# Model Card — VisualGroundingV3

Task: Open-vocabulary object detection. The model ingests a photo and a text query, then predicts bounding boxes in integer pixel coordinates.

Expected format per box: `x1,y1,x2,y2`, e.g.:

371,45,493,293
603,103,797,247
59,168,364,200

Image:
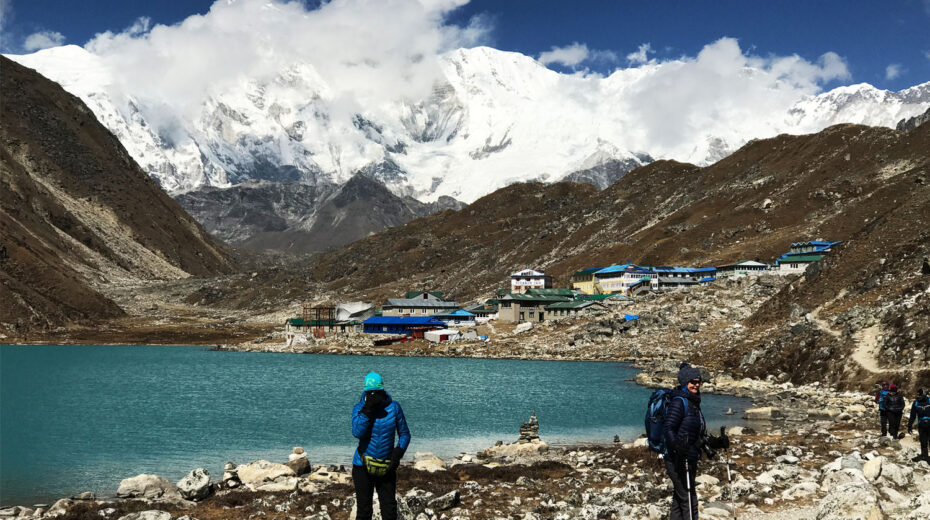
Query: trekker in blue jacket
663,363,729,520
351,372,411,520
907,388,930,463
875,381,890,436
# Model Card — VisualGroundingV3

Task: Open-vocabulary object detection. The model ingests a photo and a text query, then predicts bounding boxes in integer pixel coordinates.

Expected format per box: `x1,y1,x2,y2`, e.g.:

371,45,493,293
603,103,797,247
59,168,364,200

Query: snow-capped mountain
7,45,929,203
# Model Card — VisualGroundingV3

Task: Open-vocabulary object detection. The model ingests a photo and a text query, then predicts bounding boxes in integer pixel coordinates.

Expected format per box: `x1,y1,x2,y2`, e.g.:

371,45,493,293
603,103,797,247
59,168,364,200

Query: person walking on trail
886,384,906,439
663,363,729,520
907,388,930,463
876,381,890,436
351,372,411,520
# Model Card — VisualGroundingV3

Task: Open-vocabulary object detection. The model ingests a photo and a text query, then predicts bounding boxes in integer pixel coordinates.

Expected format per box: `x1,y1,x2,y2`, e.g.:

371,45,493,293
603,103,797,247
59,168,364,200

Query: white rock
116,474,180,499
862,456,883,481
116,512,172,520
816,482,882,520
695,474,720,487
177,468,211,500
236,459,297,491
413,452,447,472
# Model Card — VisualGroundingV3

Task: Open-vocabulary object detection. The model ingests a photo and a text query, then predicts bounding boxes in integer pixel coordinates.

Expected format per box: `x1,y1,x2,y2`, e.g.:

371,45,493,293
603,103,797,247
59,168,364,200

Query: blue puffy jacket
663,387,706,462
352,391,411,466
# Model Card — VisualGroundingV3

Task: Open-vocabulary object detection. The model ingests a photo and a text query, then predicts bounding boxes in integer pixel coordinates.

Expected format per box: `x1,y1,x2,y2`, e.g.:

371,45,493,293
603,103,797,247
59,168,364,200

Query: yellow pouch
363,455,390,477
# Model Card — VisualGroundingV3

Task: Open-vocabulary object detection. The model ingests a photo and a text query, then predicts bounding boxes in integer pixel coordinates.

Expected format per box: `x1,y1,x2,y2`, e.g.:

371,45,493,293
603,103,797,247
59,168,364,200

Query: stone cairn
518,411,540,443
222,461,241,488
287,446,312,476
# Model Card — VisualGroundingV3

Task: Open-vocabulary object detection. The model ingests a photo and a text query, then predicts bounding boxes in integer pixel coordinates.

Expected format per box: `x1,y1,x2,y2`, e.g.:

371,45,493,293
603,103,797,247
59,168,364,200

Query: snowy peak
6,45,930,203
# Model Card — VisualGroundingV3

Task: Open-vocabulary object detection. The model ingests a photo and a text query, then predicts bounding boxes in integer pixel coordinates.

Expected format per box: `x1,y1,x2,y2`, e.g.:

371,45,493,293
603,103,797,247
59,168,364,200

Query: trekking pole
685,457,694,520
722,426,736,520
726,447,736,519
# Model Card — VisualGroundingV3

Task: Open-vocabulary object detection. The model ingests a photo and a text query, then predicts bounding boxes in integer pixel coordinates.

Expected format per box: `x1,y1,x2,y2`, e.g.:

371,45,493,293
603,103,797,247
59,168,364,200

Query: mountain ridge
7,44,928,204
0,55,235,331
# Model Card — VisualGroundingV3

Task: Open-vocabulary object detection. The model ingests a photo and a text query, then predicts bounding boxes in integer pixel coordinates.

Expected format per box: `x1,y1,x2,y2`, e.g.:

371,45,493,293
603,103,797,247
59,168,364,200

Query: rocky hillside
175,175,464,255
0,56,235,333
195,119,929,387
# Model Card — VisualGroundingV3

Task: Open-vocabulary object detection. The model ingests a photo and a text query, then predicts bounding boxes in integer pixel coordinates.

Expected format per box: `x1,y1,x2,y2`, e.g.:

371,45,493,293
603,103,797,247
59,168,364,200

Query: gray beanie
677,363,702,387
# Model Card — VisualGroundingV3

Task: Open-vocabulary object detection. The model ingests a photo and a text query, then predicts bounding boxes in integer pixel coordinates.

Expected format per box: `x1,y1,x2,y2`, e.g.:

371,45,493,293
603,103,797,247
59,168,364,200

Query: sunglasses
688,379,703,385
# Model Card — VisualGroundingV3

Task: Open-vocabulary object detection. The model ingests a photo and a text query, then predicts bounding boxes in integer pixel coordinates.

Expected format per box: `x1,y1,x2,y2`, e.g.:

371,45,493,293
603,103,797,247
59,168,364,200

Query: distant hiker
876,381,890,436
351,372,411,520
886,384,906,439
908,388,930,463
662,363,729,520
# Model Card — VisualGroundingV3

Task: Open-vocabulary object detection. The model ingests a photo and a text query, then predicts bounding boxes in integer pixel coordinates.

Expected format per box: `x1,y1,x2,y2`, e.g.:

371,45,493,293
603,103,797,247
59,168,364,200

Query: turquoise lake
0,345,752,505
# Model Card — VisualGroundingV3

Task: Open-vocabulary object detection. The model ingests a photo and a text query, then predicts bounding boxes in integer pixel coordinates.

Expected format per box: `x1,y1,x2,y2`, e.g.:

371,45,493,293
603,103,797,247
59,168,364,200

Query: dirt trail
809,291,919,374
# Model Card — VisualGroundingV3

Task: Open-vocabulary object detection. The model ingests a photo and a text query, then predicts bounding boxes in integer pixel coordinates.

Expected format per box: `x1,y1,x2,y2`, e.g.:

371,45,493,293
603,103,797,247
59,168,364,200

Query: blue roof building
362,316,445,334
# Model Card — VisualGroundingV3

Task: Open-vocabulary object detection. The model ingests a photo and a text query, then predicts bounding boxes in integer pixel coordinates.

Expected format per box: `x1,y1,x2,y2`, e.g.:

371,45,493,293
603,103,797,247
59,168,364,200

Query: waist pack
363,455,391,477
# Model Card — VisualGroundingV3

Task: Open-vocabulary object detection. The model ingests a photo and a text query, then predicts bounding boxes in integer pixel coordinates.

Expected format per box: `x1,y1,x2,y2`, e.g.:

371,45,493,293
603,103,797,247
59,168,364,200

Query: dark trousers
921,423,930,458
665,456,698,520
353,465,397,520
880,410,888,436
887,411,903,438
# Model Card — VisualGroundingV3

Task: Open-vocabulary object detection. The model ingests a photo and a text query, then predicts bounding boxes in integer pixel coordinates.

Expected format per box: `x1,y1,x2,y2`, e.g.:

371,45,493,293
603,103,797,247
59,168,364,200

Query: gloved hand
388,446,405,473
671,436,690,457
361,391,385,417
706,427,730,450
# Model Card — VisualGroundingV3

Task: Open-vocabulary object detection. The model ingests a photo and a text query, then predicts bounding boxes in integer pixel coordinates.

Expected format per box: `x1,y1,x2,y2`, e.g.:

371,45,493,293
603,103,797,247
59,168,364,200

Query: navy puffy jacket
352,391,411,466
663,387,706,461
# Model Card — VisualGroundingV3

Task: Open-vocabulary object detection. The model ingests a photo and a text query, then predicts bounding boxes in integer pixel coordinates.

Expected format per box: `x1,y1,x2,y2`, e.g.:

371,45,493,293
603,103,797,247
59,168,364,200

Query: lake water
0,345,752,505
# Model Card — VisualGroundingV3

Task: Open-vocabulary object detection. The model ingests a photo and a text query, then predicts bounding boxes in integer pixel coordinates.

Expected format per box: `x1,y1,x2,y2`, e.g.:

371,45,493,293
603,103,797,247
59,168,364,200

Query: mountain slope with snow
7,45,929,203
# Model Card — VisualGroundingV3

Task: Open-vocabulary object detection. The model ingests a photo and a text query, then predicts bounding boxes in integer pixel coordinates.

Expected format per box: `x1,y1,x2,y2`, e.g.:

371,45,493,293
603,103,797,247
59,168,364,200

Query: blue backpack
878,390,889,411
645,388,688,453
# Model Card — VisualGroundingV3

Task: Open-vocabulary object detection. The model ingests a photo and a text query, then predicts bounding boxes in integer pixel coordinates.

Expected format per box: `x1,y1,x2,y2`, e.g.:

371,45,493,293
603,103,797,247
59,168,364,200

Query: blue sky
2,0,929,91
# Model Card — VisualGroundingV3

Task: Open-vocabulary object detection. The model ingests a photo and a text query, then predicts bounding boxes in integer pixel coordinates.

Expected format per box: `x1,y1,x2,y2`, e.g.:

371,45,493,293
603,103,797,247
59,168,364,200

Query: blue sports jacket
663,387,706,462
909,396,930,430
352,391,411,466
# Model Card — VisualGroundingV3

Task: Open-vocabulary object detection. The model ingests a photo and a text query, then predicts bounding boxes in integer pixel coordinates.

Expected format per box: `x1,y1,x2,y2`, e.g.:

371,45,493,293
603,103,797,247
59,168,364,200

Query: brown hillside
203,121,927,318
0,56,236,332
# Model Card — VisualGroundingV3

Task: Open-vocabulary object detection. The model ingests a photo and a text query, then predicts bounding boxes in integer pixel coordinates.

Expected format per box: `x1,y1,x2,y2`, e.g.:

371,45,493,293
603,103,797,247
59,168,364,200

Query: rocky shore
4,375,930,520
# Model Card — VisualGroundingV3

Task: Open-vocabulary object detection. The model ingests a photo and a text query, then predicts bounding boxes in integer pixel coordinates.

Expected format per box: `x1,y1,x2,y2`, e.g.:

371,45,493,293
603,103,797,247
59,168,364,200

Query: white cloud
626,43,653,65
613,38,852,157
539,42,589,67
885,63,903,80
83,0,489,122
538,42,616,68
24,30,66,51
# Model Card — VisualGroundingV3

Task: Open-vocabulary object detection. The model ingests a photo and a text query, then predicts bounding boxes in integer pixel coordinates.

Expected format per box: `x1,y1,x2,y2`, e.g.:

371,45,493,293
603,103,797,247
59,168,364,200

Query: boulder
478,439,548,459
880,461,912,487
286,455,311,476
862,457,882,481
413,452,446,472
45,499,74,517
116,474,181,499
427,490,460,511
743,406,784,420
236,459,298,491
177,468,211,500
816,482,883,520
116,512,172,520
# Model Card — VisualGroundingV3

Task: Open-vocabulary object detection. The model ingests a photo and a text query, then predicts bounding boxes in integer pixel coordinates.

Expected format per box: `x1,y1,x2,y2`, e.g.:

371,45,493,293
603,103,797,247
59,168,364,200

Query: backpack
917,399,930,425
645,388,688,454
878,390,889,411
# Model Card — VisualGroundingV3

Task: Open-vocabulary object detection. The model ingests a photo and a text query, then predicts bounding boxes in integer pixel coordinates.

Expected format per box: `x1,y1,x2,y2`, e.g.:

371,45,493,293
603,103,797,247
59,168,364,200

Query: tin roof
384,298,460,308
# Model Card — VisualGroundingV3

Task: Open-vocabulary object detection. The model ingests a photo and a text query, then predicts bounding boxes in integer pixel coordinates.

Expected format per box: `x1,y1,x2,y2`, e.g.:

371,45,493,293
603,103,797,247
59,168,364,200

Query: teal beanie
364,372,384,391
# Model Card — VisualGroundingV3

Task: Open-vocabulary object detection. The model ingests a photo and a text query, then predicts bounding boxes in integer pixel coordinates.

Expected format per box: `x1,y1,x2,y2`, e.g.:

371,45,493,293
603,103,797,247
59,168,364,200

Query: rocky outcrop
236,460,298,492
115,474,181,500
